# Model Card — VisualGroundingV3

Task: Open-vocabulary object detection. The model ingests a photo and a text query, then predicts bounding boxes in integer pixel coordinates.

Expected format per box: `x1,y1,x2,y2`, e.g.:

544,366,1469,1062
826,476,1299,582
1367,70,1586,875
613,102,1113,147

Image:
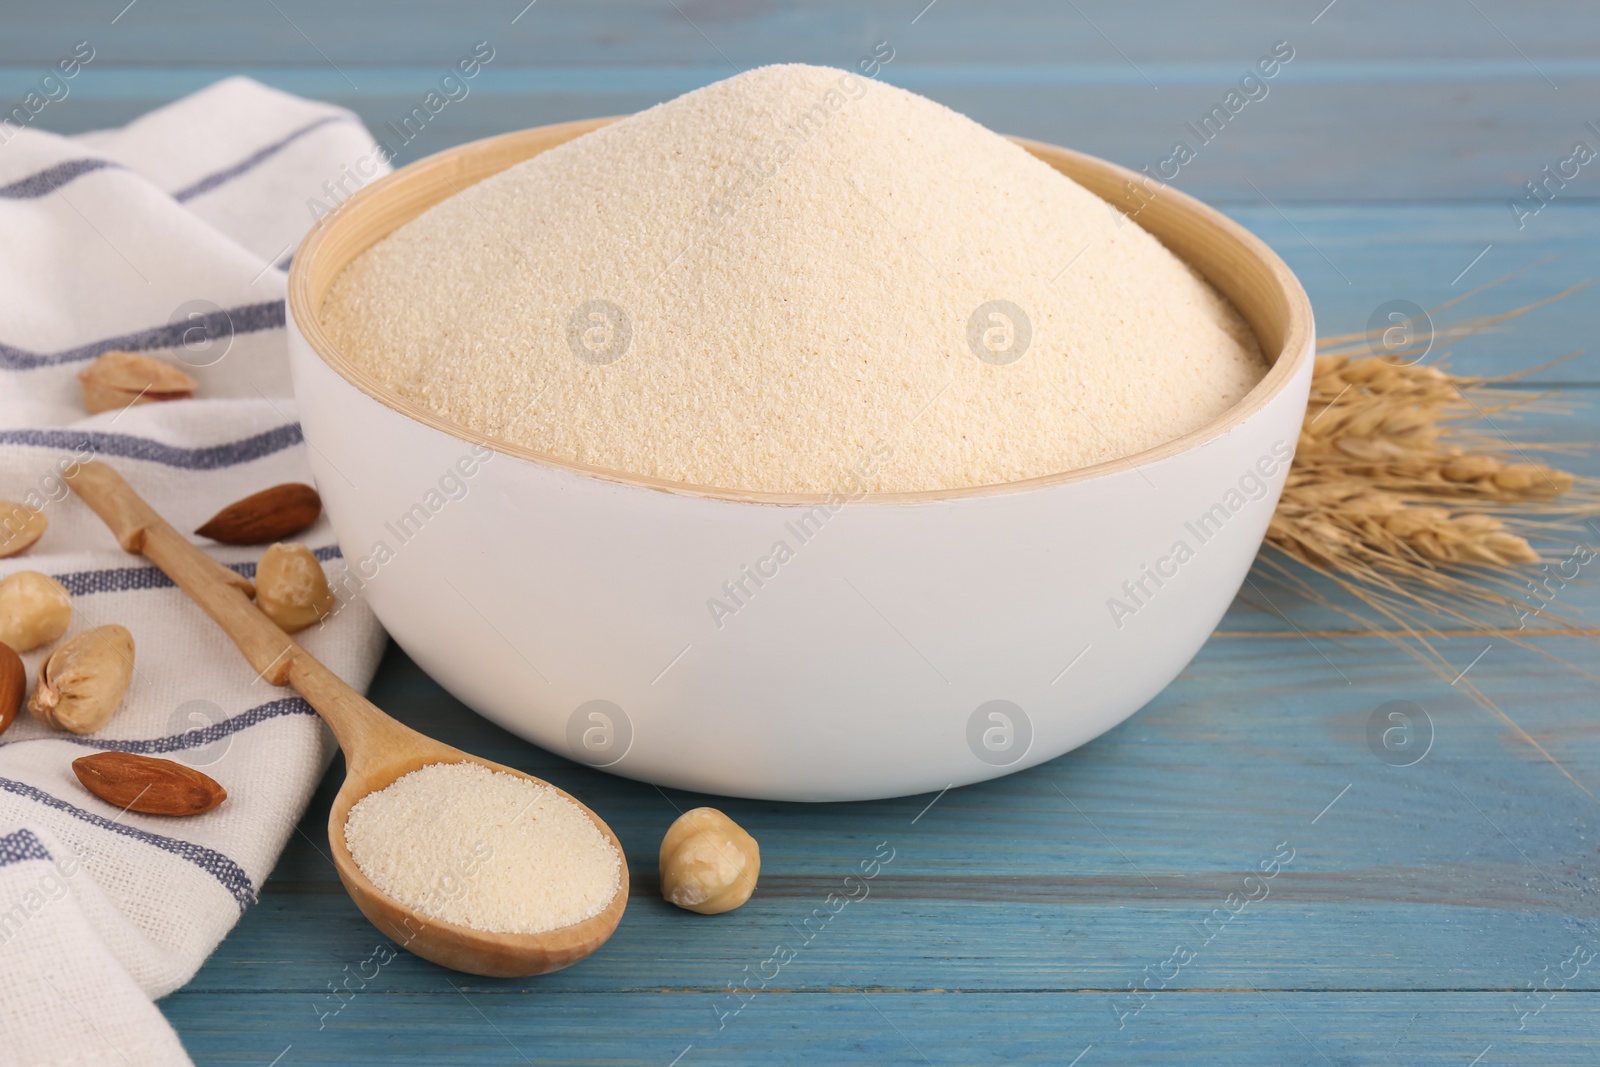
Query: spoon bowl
67,460,628,977
325,740,629,977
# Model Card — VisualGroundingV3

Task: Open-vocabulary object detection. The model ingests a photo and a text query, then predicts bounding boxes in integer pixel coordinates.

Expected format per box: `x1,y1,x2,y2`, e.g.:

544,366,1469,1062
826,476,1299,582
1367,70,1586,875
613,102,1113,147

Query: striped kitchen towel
0,78,388,1065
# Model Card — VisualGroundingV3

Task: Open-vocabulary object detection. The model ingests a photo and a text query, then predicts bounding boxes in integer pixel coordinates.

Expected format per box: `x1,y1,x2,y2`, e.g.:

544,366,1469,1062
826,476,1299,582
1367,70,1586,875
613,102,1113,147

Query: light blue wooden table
8,2,1600,1062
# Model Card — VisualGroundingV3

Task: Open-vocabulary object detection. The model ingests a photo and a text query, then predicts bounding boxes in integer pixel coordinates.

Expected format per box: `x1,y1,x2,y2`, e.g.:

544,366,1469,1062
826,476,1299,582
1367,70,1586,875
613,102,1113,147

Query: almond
29,624,135,734
0,500,47,558
78,351,198,414
0,642,22,738
196,483,322,545
71,751,226,816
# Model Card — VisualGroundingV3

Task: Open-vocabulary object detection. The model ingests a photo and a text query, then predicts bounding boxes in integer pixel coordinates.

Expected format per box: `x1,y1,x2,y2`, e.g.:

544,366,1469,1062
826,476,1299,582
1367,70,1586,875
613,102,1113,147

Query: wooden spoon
66,461,627,977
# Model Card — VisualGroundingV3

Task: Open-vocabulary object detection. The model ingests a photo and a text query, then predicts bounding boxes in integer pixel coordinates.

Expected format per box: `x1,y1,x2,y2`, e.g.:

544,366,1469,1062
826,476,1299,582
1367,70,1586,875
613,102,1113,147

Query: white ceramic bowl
288,119,1314,802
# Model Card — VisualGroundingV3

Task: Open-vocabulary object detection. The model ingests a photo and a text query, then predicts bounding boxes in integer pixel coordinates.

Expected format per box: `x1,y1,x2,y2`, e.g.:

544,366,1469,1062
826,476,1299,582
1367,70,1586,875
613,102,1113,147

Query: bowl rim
288,116,1314,507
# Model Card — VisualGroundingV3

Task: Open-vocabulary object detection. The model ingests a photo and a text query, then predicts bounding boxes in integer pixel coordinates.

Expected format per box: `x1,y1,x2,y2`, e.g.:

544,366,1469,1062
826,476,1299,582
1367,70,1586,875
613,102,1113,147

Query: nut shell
659,806,760,914
196,483,322,545
254,543,337,632
0,570,73,653
0,501,47,558
72,751,226,815
78,351,197,414
28,624,135,734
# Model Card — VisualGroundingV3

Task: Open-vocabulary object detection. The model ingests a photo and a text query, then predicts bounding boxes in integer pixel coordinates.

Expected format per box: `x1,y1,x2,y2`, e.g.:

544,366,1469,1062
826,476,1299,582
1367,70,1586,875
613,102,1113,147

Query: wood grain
6,1,1599,66
9,1,1600,201
160,992,1600,1066
160,633,1600,1062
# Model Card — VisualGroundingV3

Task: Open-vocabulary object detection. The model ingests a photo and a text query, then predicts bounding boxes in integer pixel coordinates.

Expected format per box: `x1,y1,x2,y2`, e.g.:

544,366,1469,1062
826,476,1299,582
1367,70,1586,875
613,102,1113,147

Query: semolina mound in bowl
318,63,1266,496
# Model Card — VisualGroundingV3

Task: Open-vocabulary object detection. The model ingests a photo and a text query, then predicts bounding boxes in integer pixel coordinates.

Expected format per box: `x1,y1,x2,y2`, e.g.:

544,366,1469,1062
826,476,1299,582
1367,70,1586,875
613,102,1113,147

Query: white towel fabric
0,78,390,1065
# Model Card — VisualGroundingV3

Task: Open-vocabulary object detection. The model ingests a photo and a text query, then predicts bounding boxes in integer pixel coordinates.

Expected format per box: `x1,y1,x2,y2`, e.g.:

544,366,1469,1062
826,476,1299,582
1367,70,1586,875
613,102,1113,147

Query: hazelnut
659,807,759,914
0,570,73,652
254,543,336,632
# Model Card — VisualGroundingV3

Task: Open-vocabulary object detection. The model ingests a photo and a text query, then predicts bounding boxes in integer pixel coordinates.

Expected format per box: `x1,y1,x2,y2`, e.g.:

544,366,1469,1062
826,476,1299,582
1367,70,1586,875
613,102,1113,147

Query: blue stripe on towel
1,112,352,205
0,423,303,469
60,697,319,755
173,114,352,202
0,777,256,910
0,158,124,199
0,828,52,868
51,547,343,598
0,300,285,371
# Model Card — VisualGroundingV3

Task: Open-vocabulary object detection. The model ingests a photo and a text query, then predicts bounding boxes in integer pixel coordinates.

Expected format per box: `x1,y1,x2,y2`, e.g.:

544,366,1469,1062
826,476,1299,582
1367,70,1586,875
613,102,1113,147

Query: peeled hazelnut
0,501,47,557
78,351,197,414
254,543,336,632
29,624,136,734
0,570,73,652
659,806,760,914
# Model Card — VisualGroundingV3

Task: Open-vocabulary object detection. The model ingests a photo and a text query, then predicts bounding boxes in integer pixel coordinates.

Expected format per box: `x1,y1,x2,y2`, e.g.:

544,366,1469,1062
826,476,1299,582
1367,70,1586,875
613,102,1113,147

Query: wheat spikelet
1261,277,1600,656
1253,273,1600,798
1271,284,1597,585
1276,382,1585,564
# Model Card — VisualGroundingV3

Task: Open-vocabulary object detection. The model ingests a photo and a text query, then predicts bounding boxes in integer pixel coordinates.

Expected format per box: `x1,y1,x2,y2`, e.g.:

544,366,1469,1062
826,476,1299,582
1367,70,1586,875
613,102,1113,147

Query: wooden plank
6,0,1599,66
159,991,1600,1065
1223,204,1600,383
167,630,1600,1002
5,0,1598,200
8,67,1598,204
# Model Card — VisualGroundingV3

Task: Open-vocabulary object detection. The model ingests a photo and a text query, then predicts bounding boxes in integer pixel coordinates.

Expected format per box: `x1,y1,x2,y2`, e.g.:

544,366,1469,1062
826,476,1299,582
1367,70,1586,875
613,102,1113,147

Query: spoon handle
65,461,406,757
